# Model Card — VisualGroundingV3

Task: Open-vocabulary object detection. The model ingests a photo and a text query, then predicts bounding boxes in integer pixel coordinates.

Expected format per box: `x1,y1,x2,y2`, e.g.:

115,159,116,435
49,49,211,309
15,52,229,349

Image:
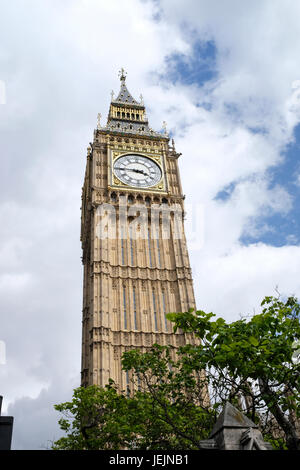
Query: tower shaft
81,74,196,389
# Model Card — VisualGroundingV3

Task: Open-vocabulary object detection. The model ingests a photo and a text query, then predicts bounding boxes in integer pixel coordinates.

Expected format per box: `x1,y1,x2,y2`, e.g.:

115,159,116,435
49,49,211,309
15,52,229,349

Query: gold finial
118,68,127,81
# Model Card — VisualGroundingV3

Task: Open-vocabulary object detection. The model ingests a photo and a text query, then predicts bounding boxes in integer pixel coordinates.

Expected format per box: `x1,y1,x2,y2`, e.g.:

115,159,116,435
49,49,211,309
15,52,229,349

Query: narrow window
133,287,137,330
121,238,125,265
162,291,168,331
148,229,153,267
152,290,158,332
123,286,127,329
121,227,125,265
156,238,161,267
130,238,134,265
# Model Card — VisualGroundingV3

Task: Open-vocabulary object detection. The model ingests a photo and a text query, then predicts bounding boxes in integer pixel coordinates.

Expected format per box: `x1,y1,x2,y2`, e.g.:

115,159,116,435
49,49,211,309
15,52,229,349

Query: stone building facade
199,402,273,450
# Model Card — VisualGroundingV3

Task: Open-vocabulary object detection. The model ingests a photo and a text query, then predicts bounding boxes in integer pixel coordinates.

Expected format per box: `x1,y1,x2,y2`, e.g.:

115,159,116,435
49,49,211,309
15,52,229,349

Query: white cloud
0,0,186,449
295,174,300,187
191,243,300,321
150,0,300,314
1,0,300,449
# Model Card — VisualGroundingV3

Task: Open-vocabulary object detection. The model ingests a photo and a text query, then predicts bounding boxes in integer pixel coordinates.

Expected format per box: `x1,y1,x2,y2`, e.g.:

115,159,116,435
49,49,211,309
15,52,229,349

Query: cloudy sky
1,0,300,449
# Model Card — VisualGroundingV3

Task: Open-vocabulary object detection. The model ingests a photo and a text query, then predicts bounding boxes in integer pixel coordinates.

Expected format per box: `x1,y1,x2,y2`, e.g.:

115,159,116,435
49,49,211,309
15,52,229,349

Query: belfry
80,70,196,389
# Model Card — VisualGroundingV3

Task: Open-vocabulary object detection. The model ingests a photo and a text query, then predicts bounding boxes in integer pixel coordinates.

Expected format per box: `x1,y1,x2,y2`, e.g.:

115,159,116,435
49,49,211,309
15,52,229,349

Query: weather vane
118,67,127,81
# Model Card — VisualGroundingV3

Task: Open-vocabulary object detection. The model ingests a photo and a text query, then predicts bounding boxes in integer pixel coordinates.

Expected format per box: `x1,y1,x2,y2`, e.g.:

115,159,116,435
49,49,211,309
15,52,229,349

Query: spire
97,69,169,139
113,68,139,105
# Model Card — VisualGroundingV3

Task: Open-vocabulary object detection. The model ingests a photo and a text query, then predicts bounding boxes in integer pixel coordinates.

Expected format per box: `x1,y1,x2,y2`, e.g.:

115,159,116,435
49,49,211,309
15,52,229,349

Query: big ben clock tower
80,70,196,389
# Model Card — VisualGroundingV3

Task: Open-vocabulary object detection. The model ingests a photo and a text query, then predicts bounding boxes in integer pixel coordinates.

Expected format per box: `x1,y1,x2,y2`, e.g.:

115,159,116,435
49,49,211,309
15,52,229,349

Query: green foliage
52,380,213,450
166,296,300,449
121,344,215,449
53,296,300,450
167,296,300,402
52,383,144,450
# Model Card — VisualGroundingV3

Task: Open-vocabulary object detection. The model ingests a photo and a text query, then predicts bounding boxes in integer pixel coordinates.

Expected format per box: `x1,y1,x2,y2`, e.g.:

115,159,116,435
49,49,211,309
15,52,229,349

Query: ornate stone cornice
89,327,186,348
91,261,192,281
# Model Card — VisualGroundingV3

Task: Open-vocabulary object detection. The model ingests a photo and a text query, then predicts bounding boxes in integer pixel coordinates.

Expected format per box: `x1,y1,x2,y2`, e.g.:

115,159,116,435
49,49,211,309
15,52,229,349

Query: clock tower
80,70,196,389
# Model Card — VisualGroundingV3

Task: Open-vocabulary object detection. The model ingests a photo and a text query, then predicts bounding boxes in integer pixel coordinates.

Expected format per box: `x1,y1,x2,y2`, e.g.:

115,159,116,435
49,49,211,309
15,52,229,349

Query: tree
52,384,139,450
52,379,213,450
161,295,300,450
53,295,300,450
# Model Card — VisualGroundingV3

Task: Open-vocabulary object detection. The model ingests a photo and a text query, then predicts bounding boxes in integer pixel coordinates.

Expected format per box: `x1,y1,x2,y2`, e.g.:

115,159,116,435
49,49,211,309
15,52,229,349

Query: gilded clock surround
80,71,196,390
110,150,167,192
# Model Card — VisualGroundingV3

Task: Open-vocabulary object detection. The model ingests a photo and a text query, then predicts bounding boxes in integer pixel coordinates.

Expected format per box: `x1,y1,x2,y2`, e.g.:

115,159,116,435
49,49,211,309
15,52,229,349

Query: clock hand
115,166,149,176
115,166,141,173
132,168,149,176
128,168,149,176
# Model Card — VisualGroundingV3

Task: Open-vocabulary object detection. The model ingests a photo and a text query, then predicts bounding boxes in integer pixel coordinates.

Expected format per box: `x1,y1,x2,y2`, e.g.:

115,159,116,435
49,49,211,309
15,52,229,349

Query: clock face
113,154,162,188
